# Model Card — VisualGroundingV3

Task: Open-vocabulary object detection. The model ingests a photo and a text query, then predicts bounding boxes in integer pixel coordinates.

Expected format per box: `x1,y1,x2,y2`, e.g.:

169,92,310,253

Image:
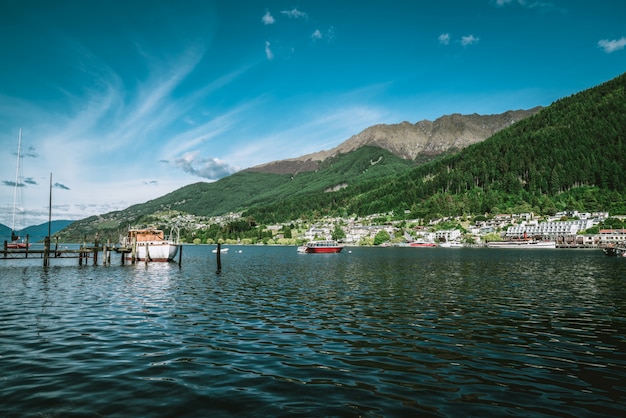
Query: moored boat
121,228,180,261
487,240,556,249
603,246,626,257
439,241,464,248
300,240,343,253
409,241,437,248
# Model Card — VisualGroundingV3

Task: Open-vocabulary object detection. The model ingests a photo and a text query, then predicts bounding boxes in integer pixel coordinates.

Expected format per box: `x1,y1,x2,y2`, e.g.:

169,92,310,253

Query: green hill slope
330,72,626,219
57,146,415,241
58,72,626,239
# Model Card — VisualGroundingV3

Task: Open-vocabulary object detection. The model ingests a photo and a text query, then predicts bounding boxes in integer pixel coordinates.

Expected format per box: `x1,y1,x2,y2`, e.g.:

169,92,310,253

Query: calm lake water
1,245,625,417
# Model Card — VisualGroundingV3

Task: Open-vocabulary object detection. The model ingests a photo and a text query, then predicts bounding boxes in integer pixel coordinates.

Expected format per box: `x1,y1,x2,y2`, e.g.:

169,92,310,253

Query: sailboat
7,129,30,249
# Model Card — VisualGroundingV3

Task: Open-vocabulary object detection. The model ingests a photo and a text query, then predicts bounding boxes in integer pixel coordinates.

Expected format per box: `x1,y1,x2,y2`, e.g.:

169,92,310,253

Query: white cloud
461,34,479,46
280,8,307,19
265,41,274,60
598,37,626,53
312,29,322,40
493,0,558,12
172,151,236,180
262,11,275,25
438,33,450,45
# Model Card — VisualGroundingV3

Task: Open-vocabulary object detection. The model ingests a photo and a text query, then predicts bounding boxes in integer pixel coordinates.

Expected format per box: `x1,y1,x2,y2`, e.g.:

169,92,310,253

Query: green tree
332,224,346,241
374,230,391,245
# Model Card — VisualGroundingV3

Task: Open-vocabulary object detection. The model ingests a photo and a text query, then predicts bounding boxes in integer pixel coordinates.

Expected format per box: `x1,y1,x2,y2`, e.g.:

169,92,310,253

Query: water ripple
1,246,625,417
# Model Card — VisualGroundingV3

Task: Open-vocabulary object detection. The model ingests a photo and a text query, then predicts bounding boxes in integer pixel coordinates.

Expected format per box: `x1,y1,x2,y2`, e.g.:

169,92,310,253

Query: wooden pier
2,235,182,266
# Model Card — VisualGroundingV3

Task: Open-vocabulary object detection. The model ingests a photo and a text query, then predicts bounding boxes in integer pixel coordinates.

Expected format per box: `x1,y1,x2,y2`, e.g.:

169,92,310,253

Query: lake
1,245,625,417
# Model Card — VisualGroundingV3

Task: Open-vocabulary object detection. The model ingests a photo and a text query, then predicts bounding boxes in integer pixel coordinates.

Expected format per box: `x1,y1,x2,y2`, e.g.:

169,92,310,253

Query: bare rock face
248,107,542,175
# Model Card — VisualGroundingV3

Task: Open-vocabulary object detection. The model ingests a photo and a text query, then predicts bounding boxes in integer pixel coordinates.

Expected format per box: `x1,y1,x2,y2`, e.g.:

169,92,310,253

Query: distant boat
603,246,626,257
409,241,437,248
212,247,229,253
439,242,463,248
121,228,180,262
487,240,556,249
7,129,30,249
299,240,343,253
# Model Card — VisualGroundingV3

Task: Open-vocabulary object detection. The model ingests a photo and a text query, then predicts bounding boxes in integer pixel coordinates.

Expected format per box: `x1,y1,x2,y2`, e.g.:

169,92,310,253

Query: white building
505,219,595,239
434,229,462,242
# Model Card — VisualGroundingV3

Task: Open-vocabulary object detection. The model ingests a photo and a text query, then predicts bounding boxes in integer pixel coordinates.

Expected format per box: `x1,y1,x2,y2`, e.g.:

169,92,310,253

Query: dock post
2,241,6,258
25,235,29,258
131,237,136,264
178,245,183,267
43,236,50,267
145,243,149,265
93,237,99,266
54,237,59,258
216,243,222,274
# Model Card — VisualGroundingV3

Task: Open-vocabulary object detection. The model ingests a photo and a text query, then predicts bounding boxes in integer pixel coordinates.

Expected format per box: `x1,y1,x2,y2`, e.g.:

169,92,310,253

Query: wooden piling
216,243,222,274
131,237,136,264
43,236,50,267
178,244,182,267
93,237,99,266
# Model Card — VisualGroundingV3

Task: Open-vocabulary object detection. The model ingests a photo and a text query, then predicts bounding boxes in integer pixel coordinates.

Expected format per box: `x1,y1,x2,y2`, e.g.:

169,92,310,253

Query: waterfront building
505,219,595,239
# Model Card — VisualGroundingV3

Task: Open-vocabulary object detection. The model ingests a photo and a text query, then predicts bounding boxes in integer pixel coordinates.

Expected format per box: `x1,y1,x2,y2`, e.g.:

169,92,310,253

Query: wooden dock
2,236,182,266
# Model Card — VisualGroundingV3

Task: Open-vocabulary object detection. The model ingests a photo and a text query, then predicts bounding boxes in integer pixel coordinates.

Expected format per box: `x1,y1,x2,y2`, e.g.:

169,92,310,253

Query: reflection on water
1,246,625,417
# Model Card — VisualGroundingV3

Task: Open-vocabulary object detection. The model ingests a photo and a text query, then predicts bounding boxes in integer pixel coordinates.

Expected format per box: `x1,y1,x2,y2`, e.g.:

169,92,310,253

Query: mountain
56,146,415,241
0,220,73,243
248,108,541,175
56,72,626,241
242,72,626,223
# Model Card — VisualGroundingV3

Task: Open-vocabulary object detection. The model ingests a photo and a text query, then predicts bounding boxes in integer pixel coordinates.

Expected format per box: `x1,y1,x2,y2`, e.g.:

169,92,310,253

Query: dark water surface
1,246,625,417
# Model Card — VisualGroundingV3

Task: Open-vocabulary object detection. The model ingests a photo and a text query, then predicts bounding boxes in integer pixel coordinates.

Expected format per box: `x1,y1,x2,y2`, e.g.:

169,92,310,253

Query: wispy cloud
262,10,275,25
172,151,236,180
439,33,479,47
598,37,626,53
461,35,480,46
1,177,37,188
492,0,559,13
311,27,335,42
265,40,274,60
280,8,307,19
53,182,70,190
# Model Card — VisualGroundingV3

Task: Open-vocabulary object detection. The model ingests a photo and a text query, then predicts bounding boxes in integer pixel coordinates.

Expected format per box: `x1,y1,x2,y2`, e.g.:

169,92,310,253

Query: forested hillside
246,73,626,223
57,147,415,240
57,72,626,240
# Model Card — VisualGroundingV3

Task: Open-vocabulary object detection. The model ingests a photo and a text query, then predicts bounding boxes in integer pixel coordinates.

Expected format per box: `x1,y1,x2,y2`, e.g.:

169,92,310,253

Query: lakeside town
153,209,626,249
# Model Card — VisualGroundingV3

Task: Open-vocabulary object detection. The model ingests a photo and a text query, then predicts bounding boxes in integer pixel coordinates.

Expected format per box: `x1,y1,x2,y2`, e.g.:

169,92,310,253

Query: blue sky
1,0,625,227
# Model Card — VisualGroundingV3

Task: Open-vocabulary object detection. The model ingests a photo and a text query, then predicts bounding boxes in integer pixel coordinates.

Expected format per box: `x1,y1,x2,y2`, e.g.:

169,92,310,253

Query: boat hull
7,243,30,249
487,241,556,249
125,242,179,262
300,240,343,253
305,247,343,253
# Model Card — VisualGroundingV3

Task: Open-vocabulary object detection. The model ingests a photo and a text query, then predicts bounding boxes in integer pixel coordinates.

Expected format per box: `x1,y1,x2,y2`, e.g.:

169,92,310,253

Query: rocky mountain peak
248,107,542,175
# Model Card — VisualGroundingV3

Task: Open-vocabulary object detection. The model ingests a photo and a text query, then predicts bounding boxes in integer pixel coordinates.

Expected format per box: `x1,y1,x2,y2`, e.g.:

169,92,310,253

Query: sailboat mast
11,128,22,234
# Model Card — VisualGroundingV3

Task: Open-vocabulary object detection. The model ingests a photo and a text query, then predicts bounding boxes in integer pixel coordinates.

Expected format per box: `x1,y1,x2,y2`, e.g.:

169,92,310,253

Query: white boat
298,240,343,253
440,242,464,248
212,247,229,253
487,240,556,249
121,228,180,261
